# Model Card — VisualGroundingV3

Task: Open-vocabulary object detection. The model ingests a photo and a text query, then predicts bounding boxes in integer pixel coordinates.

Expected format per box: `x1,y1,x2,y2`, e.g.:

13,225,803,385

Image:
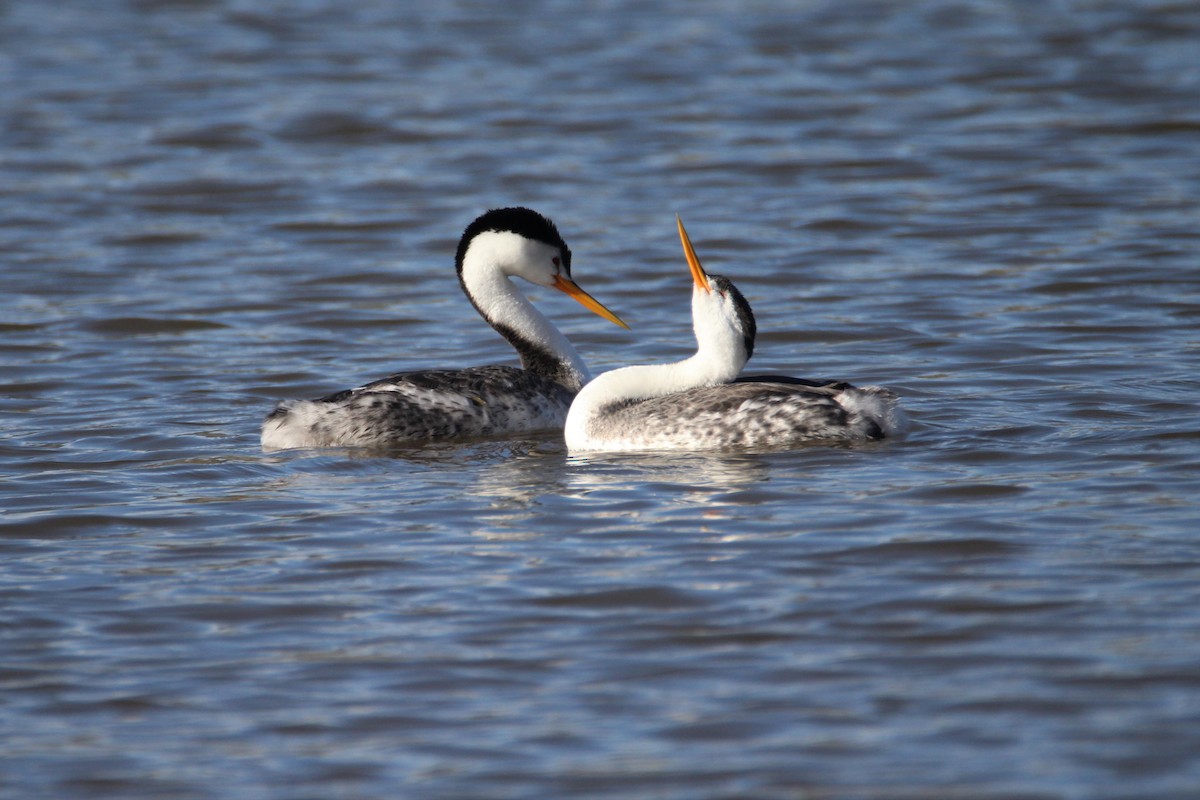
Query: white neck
565,350,740,443
460,251,590,391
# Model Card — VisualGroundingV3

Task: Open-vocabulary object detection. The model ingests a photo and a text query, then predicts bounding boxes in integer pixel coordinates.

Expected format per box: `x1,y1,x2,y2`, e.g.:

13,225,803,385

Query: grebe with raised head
564,217,905,452
263,207,628,450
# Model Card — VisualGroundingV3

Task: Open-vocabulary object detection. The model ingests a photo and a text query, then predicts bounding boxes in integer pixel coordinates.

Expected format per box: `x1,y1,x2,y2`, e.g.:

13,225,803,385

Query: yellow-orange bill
676,215,711,292
552,274,630,329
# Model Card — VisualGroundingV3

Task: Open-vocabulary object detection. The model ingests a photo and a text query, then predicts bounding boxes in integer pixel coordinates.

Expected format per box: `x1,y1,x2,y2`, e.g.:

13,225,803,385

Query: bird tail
839,386,908,439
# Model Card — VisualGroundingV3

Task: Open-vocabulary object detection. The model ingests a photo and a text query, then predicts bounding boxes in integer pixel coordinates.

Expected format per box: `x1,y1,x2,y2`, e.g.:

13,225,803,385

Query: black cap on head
455,207,571,276
709,274,757,361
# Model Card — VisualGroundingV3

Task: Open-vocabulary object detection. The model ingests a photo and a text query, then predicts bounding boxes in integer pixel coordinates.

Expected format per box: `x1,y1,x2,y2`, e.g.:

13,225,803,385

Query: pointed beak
676,215,711,293
552,274,630,329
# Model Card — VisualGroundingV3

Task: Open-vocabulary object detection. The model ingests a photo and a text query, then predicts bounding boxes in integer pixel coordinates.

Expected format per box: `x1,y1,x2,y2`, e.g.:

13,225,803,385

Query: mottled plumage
565,217,905,453
262,208,627,451
581,378,898,451
263,366,574,448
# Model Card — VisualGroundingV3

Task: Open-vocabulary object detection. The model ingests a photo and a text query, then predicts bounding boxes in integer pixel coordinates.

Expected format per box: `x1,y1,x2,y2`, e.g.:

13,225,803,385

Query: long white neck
565,350,740,441
460,254,590,392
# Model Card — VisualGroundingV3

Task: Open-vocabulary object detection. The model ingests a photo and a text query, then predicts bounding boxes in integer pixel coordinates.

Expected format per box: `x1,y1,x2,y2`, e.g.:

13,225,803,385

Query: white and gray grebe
564,217,906,452
262,207,629,450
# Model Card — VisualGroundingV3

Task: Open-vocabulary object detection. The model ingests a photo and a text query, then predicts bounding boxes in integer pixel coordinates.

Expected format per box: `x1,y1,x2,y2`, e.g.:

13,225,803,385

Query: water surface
2,1,1199,798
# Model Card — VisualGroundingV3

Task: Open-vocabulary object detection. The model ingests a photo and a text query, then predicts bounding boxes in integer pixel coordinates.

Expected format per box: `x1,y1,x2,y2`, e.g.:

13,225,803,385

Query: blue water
2,1,1199,798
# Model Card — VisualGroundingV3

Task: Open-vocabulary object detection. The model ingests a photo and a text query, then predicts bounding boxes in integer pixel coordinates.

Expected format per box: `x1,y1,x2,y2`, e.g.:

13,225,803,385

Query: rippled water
3,1,1200,798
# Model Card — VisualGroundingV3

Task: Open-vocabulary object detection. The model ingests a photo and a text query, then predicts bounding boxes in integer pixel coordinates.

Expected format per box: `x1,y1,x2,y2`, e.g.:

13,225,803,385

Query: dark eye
552,256,561,268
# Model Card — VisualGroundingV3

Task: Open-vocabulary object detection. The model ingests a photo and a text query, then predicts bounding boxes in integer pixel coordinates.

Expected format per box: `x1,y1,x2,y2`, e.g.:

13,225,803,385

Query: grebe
564,217,905,452
262,207,628,450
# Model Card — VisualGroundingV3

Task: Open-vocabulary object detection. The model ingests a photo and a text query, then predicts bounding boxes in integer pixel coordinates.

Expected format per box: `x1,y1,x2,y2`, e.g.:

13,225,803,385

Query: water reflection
563,449,770,495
